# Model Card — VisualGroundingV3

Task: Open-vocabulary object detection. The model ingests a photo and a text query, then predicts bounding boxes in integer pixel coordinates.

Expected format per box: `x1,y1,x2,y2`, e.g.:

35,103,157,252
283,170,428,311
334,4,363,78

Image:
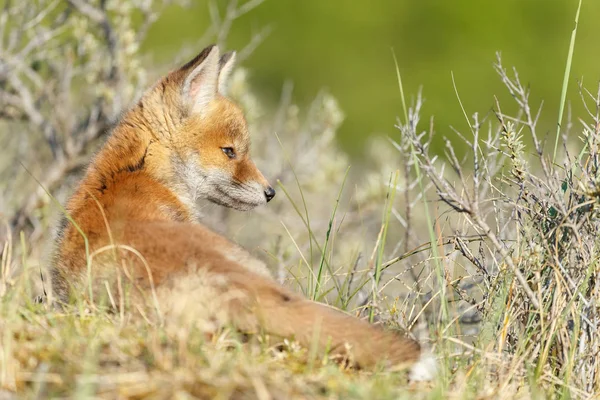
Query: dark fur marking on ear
180,44,217,73
219,52,235,69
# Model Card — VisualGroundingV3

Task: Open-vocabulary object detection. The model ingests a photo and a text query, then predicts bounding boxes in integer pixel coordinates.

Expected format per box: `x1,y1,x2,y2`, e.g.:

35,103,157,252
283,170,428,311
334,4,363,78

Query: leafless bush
398,53,600,395
0,0,177,239
0,0,274,243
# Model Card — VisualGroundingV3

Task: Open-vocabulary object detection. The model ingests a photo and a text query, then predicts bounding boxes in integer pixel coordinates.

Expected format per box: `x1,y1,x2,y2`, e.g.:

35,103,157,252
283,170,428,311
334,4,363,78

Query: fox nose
264,186,276,202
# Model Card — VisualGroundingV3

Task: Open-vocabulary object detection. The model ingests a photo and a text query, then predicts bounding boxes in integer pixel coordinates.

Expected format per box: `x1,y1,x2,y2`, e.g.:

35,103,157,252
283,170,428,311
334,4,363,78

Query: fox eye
221,147,236,159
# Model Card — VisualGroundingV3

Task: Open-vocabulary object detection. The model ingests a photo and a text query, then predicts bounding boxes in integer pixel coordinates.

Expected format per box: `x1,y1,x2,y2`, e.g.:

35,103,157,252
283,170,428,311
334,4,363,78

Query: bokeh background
146,0,600,157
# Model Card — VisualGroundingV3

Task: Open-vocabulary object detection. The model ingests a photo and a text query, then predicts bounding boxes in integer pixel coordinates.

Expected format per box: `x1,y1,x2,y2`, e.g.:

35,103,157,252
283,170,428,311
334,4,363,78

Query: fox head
139,45,275,212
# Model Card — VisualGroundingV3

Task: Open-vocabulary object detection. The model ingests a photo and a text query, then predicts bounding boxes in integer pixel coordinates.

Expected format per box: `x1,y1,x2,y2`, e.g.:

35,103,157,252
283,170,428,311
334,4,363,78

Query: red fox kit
50,45,426,372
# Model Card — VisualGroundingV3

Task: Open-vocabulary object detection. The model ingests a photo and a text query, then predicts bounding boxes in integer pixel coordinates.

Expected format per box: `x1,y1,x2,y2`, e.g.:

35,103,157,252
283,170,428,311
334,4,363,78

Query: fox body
51,45,424,371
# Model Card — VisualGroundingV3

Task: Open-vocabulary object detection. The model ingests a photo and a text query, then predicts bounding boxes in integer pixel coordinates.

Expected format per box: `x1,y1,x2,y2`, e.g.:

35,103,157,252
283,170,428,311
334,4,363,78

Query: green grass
2,1,598,397
554,0,583,162
1,252,438,399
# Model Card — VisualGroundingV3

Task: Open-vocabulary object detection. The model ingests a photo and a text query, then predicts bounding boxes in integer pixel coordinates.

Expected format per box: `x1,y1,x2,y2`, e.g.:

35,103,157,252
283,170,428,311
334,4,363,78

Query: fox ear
218,51,236,94
181,45,220,114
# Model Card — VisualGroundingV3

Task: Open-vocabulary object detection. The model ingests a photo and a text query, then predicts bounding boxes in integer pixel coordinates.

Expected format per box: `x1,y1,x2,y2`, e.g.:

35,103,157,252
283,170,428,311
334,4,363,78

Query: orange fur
51,45,421,369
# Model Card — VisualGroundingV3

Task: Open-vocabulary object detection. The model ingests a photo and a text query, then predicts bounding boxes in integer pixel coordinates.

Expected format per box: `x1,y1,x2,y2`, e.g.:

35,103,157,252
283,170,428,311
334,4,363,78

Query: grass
6,76,599,398
2,1,600,398
0,292,422,398
554,0,583,162
5,70,600,396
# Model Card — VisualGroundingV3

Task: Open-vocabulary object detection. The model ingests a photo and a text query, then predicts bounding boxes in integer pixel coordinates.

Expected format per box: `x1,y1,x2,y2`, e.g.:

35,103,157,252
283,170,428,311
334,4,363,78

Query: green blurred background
145,0,600,157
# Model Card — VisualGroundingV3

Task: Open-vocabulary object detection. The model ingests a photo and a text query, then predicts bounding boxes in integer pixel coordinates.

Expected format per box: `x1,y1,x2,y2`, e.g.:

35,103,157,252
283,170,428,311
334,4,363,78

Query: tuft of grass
553,0,583,162
368,170,399,323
